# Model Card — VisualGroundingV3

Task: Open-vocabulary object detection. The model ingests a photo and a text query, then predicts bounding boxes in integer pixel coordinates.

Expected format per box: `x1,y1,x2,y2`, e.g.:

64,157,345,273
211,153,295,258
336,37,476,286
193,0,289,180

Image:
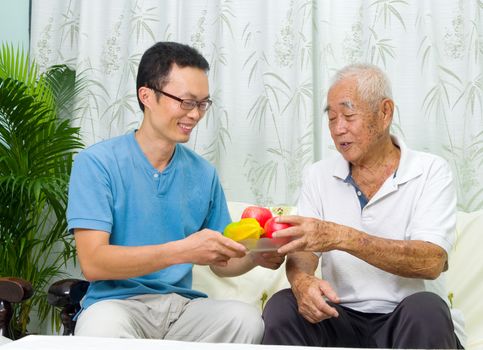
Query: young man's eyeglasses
150,87,213,112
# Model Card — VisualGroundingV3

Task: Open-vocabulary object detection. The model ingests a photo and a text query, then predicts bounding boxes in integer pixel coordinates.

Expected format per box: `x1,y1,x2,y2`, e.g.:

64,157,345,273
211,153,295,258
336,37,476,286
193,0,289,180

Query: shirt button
357,191,362,196
153,173,159,178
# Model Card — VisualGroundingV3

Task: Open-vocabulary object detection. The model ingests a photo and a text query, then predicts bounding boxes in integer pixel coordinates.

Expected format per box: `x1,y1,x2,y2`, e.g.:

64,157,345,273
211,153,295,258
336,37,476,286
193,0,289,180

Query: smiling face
139,63,210,146
326,77,392,166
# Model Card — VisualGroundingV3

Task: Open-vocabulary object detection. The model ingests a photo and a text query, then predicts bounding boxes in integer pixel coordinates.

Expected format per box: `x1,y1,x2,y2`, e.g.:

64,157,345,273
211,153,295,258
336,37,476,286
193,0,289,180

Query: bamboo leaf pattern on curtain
30,0,483,210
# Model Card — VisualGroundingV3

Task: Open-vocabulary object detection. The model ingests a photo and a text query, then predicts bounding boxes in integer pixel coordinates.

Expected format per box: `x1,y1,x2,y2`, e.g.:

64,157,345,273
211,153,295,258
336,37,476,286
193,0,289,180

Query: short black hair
136,42,210,111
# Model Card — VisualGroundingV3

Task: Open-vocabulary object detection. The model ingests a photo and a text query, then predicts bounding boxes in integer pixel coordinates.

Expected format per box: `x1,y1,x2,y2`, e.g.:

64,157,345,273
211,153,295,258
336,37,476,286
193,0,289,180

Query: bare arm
210,251,285,277
75,228,246,281
276,217,447,280
343,227,447,279
286,251,319,284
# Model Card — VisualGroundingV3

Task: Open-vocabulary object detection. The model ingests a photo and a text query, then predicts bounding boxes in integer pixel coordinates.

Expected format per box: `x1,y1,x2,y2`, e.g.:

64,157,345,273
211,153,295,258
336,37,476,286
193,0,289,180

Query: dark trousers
262,289,463,348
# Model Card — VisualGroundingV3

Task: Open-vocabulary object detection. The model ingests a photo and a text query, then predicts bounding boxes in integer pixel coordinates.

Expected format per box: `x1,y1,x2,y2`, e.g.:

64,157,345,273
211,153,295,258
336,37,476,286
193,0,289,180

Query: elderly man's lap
262,289,461,348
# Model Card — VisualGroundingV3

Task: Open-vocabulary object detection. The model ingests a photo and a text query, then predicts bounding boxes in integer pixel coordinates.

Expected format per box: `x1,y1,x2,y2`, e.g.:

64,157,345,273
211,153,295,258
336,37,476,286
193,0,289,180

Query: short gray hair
329,63,393,112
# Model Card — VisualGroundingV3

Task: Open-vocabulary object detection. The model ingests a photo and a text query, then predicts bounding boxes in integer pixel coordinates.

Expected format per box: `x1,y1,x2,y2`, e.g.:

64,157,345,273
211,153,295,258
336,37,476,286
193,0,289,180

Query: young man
262,64,463,348
67,42,284,342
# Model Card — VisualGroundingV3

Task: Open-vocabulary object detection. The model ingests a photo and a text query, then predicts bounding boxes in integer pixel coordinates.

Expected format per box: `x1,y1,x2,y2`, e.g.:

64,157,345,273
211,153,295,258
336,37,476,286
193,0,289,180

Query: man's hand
184,229,247,267
273,215,348,254
249,251,286,270
292,274,340,323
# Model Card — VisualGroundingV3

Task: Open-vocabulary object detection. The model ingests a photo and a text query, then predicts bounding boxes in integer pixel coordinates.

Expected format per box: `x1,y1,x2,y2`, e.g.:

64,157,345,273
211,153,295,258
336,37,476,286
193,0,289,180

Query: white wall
0,0,30,48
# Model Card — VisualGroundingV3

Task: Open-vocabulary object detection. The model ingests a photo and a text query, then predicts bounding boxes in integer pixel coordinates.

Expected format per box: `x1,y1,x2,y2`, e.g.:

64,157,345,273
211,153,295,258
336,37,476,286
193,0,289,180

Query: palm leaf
43,64,87,121
0,44,84,338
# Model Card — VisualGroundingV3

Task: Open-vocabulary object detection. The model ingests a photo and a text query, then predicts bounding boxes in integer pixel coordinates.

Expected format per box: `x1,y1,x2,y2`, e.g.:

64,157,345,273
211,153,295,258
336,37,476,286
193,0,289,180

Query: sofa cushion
447,210,483,349
192,264,290,312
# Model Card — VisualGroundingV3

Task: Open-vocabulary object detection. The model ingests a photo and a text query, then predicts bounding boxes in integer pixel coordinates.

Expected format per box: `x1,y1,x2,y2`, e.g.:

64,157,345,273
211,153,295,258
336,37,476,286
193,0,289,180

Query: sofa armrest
47,278,89,335
0,277,33,339
47,278,89,308
447,210,483,349
0,278,33,303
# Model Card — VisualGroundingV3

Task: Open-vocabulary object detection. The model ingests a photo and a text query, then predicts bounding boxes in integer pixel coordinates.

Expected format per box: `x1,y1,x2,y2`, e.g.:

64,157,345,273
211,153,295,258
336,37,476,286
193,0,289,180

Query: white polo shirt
298,136,457,313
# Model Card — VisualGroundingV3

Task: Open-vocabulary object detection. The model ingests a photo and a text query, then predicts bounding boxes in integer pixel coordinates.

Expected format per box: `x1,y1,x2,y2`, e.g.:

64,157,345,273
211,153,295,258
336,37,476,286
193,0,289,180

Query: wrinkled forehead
325,78,373,113
324,100,354,113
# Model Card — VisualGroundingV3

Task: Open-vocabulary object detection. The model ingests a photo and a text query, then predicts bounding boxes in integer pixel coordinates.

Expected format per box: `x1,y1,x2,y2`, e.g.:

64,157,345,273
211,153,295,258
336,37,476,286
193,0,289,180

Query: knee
263,289,298,330
387,292,460,348
226,302,264,343
74,300,139,338
399,292,452,328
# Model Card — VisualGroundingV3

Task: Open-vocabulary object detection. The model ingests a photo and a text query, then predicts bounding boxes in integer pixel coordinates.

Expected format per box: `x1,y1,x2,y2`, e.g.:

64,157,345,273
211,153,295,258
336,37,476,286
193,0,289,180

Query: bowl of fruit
223,206,292,252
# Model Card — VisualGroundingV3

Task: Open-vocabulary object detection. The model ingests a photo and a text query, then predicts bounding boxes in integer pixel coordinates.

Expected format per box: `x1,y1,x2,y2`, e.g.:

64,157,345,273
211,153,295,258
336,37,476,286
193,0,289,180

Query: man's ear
380,98,394,128
138,86,152,110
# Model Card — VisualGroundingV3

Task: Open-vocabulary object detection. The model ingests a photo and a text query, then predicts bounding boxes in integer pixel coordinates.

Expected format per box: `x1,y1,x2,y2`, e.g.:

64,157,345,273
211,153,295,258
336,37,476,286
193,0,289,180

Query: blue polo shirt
67,131,231,310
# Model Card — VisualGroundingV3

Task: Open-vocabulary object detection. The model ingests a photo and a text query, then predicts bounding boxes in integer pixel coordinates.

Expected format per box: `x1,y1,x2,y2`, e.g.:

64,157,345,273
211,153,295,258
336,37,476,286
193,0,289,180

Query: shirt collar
130,130,178,174
332,135,423,185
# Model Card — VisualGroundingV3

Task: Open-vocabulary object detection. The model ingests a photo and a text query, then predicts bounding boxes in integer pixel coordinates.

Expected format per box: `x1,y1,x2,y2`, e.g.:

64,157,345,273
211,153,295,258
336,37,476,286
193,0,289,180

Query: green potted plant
0,43,84,338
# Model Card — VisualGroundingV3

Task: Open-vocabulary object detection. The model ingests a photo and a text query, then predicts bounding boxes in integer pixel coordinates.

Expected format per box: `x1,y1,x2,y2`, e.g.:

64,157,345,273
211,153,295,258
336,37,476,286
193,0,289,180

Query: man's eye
183,100,197,108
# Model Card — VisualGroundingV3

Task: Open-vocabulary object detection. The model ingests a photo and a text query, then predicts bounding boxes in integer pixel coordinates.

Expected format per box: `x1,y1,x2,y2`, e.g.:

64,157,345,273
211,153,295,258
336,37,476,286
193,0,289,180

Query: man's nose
187,106,203,120
332,116,348,134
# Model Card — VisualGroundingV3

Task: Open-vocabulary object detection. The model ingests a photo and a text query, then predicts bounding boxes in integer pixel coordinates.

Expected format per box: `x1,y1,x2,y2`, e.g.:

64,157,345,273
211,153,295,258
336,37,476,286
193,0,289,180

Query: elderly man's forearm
342,229,447,279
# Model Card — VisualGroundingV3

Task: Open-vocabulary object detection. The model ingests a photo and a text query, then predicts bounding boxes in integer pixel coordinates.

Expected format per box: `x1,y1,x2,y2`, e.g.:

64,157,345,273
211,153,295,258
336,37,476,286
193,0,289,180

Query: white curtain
30,0,483,211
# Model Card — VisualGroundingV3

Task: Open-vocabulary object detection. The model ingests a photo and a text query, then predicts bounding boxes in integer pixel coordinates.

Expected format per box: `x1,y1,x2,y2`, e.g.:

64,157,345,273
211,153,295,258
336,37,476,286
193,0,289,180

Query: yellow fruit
223,218,264,241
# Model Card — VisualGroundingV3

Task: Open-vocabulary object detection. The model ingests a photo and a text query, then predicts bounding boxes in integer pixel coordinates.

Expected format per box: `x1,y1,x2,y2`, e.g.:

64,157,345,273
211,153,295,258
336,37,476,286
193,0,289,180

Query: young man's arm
209,251,285,277
75,228,246,281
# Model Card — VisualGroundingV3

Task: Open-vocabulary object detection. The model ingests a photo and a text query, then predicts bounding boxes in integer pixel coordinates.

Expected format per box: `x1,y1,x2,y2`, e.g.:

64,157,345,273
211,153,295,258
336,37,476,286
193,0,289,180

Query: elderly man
261,64,463,348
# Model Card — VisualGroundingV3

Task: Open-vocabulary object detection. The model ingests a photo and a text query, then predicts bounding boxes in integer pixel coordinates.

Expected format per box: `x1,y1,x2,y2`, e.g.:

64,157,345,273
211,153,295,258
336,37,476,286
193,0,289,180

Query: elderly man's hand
272,215,349,254
292,274,339,323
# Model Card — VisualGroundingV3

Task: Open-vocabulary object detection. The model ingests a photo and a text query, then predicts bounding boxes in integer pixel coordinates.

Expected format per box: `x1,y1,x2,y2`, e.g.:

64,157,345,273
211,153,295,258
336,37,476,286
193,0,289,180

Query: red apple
241,206,273,228
263,216,292,238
